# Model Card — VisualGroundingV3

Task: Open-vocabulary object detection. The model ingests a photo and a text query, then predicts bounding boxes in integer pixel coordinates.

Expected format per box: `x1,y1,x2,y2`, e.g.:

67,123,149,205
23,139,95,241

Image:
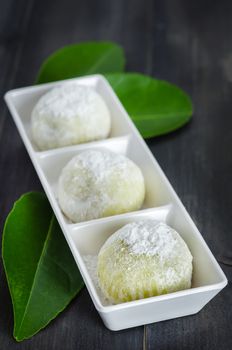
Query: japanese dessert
31,83,111,150
97,220,193,304
58,149,145,222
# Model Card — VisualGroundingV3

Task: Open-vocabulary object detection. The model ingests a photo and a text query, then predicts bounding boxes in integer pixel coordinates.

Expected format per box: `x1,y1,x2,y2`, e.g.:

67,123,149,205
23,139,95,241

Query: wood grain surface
0,0,231,349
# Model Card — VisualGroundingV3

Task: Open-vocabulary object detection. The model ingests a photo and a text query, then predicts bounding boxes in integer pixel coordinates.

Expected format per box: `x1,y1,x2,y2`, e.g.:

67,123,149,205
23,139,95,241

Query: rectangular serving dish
5,74,227,331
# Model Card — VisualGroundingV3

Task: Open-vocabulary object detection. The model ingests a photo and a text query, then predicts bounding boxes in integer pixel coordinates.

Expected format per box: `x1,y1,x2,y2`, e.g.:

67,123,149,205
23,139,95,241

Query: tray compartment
68,202,225,305
66,203,226,331
6,75,130,152
68,205,172,307
37,133,173,223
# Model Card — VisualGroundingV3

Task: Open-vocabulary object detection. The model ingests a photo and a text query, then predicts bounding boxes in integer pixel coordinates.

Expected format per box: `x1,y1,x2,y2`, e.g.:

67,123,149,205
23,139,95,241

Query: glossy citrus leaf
105,73,193,138
2,192,84,341
36,41,125,84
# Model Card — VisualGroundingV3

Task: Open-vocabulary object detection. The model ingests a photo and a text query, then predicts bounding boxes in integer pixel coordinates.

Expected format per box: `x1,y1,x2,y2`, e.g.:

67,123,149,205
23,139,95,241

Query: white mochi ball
97,220,193,304
58,149,145,222
31,83,111,150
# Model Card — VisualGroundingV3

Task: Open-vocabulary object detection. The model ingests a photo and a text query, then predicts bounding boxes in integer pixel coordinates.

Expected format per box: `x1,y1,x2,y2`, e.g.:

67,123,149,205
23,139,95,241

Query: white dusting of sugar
36,83,100,119
74,149,133,182
102,220,181,261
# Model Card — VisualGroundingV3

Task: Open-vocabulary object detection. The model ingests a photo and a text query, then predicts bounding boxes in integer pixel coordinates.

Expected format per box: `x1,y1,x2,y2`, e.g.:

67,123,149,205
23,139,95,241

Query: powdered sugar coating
97,220,193,304
31,83,111,150
102,221,183,261
58,149,145,222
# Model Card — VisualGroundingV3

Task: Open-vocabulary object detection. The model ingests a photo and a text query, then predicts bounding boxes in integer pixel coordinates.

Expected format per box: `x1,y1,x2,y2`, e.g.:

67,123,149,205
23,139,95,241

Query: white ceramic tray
5,75,227,331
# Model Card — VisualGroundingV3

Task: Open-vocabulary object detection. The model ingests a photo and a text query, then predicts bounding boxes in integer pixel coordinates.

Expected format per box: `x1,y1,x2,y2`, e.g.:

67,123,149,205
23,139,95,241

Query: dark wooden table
0,0,231,349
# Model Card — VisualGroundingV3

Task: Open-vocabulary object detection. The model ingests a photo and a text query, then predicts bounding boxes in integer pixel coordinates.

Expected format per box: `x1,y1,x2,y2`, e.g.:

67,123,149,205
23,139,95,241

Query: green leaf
2,192,84,341
105,73,193,138
36,41,125,84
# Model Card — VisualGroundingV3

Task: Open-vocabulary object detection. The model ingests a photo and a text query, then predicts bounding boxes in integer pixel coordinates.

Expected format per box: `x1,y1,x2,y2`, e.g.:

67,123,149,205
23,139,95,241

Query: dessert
58,149,145,222
97,220,193,304
31,83,111,150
